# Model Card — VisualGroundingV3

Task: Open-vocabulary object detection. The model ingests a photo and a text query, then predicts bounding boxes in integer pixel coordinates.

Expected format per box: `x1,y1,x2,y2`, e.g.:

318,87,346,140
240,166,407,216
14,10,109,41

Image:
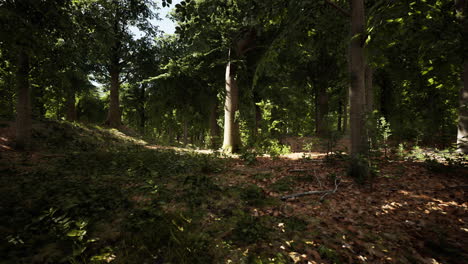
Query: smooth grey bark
349,0,367,158
15,50,31,150
222,29,256,153
222,59,241,152
457,0,468,153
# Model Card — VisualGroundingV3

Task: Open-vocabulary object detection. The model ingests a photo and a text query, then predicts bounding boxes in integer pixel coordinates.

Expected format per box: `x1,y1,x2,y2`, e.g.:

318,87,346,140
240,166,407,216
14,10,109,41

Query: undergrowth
0,121,305,264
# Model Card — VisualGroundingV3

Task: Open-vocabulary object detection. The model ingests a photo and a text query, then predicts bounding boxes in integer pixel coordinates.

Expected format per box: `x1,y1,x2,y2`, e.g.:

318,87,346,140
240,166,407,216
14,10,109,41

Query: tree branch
325,0,350,17
281,177,341,201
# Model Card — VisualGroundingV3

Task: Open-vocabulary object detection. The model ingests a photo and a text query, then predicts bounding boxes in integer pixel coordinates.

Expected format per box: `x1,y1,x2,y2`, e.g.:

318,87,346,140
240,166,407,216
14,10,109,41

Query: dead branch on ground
281,177,341,201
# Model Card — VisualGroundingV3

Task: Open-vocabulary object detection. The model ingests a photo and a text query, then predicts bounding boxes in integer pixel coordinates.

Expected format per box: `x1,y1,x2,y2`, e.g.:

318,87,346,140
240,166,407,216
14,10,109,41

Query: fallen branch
281,177,341,201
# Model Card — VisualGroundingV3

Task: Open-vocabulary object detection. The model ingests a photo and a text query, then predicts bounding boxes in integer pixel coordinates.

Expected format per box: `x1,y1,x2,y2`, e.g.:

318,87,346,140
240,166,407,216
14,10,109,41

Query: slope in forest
0,120,467,264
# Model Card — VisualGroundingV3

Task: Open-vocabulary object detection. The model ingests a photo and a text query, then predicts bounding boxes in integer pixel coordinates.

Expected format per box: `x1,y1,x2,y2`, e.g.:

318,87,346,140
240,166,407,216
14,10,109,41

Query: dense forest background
1,0,467,155
1,0,468,263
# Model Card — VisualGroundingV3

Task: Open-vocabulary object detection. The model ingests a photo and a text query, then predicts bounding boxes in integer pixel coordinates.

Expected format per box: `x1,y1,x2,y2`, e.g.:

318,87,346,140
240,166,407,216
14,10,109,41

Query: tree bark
66,82,77,122
138,84,146,134
316,85,329,136
15,50,31,150
343,94,348,133
222,59,241,152
183,118,188,146
106,65,121,128
365,65,375,147
365,65,374,113
254,103,262,137
458,61,468,153
209,101,220,149
457,0,468,153
338,100,343,132
349,0,367,158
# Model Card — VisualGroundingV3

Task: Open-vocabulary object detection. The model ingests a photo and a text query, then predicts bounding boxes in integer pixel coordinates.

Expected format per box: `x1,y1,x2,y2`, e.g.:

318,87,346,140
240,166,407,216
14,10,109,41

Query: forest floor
0,120,467,264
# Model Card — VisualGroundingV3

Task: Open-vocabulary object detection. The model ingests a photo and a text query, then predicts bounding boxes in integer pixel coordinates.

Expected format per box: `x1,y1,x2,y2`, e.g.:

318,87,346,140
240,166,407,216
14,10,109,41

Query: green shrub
230,213,272,245
240,184,267,206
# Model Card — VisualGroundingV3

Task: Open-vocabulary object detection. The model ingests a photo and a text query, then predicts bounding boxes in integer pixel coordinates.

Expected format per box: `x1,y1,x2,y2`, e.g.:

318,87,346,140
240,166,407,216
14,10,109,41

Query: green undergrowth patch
0,120,364,263
253,172,274,181
0,141,293,263
0,145,231,263
29,120,147,152
229,211,274,246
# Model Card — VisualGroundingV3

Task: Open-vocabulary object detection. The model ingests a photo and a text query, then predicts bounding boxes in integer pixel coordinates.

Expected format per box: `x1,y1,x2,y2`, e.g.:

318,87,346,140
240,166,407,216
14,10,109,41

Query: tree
223,28,256,152
0,0,72,149
348,0,368,176
456,0,468,153
88,0,157,128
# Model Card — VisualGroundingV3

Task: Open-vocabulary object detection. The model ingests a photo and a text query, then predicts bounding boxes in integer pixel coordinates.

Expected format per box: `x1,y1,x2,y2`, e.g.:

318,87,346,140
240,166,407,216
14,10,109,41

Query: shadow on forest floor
0,120,467,264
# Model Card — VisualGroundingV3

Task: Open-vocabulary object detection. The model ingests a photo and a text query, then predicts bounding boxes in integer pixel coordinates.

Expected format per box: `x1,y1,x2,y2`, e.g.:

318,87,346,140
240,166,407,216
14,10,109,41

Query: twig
313,169,322,189
281,177,341,201
320,177,341,201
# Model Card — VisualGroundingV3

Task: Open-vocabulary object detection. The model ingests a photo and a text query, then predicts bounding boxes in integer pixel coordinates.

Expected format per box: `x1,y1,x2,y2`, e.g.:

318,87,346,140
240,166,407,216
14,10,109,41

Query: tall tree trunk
365,65,374,113
458,61,468,153
338,100,343,132
66,82,77,122
457,0,468,153
222,58,241,153
349,0,367,159
139,84,146,134
106,65,121,128
365,65,375,147
343,94,348,133
209,101,220,149
316,85,329,136
254,103,262,137
15,50,31,150
183,118,188,146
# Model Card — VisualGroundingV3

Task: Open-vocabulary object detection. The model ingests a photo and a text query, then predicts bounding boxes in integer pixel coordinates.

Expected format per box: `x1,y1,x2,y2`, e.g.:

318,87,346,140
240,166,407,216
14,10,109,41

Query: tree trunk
316,85,329,136
365,65,374,113
139,84,146,134
349,0,367,159
457,0,468,153
343,94,348,133
338,100,343,132
209,101,220,149
183,118,188,146
15,50,31,150
66,82,77,122
222,59,241,153
254,103,262,137
458,61,468,153
106,64,121,128
365,65,375,147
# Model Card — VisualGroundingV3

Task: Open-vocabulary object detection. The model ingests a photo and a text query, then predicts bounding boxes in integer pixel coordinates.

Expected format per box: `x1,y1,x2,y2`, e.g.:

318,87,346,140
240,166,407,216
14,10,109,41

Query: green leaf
67,229,86,237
